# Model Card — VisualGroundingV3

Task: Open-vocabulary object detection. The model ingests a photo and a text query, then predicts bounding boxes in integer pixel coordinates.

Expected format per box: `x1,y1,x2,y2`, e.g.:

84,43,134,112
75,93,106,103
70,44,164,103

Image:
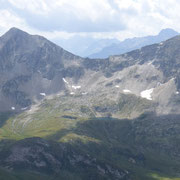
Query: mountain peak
158,28,179,37
8,27,24,32
5,27,28,36
0,27,30,42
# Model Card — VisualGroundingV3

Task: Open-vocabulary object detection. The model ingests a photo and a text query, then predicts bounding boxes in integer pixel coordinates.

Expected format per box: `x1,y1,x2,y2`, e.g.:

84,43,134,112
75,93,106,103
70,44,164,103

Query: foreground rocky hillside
1,114,180,180
0,28,180,180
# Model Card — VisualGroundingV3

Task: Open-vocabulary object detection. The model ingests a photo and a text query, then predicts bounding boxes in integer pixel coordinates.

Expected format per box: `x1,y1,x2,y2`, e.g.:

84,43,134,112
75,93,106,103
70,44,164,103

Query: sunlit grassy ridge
151,174,180,180
0,93,154,140
0,95,180,180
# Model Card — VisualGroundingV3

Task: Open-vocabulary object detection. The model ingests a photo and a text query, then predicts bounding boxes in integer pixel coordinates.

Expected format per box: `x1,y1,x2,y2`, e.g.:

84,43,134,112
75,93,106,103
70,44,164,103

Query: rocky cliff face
0,28,180,116
0,28,83,111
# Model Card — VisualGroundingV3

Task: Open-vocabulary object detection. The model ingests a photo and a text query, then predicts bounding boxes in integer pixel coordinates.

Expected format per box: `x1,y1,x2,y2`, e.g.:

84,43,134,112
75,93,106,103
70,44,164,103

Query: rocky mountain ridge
0,27,83,111
0,27,180,117
0,28,180,180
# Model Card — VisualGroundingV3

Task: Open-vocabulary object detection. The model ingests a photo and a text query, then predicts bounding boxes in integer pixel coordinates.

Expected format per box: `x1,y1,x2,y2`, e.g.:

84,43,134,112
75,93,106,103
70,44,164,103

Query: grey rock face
0,28,82,111
0,27,180,116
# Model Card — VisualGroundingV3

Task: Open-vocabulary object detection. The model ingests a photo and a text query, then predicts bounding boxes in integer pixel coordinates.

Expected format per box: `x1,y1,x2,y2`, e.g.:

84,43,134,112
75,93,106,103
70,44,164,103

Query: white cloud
5,0,126,33
0,9,28,34
115,0,141,10
8,0,50,15
7,0,116,22
0,0,180,41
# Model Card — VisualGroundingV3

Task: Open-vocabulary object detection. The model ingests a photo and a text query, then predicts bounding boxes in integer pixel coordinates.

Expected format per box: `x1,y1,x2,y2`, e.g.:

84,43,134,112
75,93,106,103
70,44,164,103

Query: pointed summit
0,27,31,44
158,28,179,37
7,27,26,33
4,27,29,36
0,27,78,57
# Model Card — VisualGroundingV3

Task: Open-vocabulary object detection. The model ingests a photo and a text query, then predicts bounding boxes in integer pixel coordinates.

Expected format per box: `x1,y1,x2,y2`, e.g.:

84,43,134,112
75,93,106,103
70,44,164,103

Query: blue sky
0,0,179,41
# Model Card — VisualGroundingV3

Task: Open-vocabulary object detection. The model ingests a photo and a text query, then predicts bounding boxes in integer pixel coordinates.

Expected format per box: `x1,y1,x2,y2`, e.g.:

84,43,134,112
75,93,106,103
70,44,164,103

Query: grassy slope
0,93,155,140
0,96,179,180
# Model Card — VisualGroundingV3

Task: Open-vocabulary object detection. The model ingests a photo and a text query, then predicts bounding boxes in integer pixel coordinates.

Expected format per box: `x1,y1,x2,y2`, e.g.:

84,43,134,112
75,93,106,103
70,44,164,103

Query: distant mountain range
54,28,179,59
89,28,179,58
52,35,119,57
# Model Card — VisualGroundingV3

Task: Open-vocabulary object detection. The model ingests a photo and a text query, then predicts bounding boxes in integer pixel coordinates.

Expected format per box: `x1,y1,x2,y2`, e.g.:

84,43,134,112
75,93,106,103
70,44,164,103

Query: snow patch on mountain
82,92,88,95
40,93,46,96
123,89,131,93
72,85,81,89
11,107,15,110
140,88,154,100
63,78,69,84
21,107,28,110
